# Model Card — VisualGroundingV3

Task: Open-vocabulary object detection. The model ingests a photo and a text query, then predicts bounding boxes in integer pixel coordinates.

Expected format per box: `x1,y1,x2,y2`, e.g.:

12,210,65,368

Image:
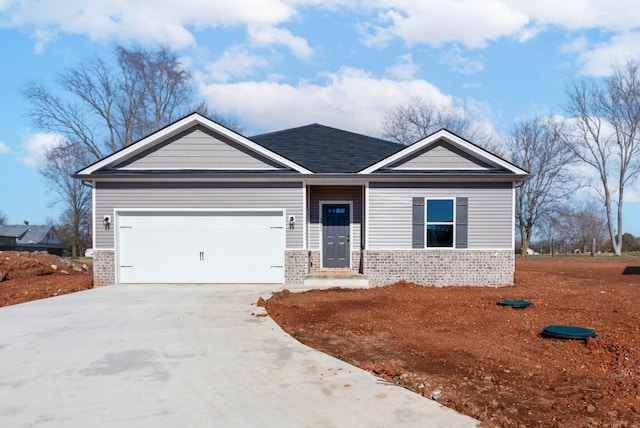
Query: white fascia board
358,129,528,175
76,113,313,175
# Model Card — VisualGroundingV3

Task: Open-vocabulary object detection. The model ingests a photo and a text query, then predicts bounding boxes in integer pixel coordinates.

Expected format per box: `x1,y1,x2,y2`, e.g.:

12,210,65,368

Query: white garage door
117,211,285,284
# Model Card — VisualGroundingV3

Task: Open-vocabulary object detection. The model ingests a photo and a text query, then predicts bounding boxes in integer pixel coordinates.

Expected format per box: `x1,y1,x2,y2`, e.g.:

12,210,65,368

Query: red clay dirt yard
0,251,93,307
2,250,638,426
265,257,640,427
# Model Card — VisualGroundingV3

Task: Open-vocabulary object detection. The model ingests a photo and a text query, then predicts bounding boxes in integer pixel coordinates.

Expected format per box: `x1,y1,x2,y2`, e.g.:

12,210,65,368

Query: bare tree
40,143,93,257
0,211,7,224
23,46,240,255
564,58,640,256
116,46,194,145
382,96,499,152
509,116,576,257
56,209,92,257
555,201,607,252
24,46,200,158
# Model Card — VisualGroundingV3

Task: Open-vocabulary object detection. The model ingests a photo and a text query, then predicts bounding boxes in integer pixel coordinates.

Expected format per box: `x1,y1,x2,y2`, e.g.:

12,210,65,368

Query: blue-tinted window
327,208,346,214
426,199,454,248
426,199,453,222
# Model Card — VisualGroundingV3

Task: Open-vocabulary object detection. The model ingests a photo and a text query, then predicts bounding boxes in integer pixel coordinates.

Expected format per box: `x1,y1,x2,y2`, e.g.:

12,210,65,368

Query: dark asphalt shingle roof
251,124,403,173
0,225,58,245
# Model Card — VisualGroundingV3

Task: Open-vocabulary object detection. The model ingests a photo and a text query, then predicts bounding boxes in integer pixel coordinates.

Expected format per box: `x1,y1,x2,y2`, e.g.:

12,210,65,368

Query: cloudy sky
1,0,640,234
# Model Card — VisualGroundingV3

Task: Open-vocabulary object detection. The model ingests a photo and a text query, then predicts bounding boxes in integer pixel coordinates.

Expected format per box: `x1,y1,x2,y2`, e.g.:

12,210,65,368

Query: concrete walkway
0,284,478,427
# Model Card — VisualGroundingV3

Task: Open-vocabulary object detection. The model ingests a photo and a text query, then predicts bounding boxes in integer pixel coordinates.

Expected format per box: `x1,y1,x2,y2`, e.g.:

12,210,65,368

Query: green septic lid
496,299,530,309
542,325,597,340
623,266,640,275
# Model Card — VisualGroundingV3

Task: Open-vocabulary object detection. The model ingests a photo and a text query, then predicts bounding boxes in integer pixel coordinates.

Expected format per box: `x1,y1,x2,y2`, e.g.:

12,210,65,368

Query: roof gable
359,129,528,176
114,125,282,171
76,113,312,176
251,124,403,173
388,141,495,171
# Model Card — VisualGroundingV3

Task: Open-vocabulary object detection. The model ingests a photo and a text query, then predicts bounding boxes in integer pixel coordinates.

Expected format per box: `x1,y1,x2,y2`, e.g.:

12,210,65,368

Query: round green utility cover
496,299,530,309
542,325,596,340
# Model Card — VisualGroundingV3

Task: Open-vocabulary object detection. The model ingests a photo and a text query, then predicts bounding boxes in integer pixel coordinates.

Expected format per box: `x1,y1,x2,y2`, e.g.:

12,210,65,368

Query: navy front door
322,204,350,267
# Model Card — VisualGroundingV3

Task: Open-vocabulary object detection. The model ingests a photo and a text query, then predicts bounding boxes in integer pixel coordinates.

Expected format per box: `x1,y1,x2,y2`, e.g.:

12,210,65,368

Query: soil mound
0,251,93,307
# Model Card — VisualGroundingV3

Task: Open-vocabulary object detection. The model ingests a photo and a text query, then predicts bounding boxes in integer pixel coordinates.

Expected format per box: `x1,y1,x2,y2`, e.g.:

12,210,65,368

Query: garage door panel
117,211,285,284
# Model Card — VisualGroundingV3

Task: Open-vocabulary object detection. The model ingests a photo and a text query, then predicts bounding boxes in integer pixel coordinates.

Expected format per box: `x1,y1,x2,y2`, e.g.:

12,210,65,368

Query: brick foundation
94,248,512,287
285,250,308,285
93,249,115,286
363,249,514,287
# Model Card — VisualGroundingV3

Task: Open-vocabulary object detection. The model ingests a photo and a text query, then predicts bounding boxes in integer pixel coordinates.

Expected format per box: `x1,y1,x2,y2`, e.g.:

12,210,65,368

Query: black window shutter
456,197,468,248
412,197,425,248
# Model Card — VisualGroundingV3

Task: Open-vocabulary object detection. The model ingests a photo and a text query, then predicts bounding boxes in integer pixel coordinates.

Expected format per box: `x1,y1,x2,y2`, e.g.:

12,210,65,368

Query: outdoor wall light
103,216,111,230
288,215,295,230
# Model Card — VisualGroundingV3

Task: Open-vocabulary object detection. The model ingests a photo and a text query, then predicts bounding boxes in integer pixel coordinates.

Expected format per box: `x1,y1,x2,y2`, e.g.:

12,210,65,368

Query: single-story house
0,224,65,255
74,113,529,287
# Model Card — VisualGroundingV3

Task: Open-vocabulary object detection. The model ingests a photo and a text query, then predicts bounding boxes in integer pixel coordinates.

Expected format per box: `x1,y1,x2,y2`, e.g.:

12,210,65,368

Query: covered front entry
322,204,351,267
116,210,285,284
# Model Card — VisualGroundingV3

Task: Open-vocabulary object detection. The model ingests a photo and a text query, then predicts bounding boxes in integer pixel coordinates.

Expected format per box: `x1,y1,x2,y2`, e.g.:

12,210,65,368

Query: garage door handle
199,251,204,261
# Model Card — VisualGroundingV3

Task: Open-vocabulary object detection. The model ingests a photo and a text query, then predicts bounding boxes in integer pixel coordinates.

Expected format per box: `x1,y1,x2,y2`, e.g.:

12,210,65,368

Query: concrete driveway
0,284,477,427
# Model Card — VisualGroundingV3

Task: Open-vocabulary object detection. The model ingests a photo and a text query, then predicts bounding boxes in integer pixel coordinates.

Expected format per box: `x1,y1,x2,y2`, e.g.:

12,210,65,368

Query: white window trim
364,182,369,250
425,197,456,249
319,201,353,268
302,182,307,250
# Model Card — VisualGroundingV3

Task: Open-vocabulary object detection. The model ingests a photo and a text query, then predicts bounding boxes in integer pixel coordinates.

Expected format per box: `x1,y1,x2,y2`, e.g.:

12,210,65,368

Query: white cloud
360,1,529,49
248,25,313,59
517,24,545,43
438,46,484,75
1,0,296,50
205,46,269,83
31,28,56,54
560,36,589,54
624,186,640,203
575,32,640,76
0,141,9,154
19,132,66,168
4,0,640,60
511,0,640,33
357,1,640,52
199,67,475,136
4,0,640,58
385,53,418,80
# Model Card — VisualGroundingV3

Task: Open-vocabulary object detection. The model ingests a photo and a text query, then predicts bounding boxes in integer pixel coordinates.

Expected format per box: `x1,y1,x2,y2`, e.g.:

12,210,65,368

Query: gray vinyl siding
95,182,303,249
367,182,513,249
308,186,363,250
118,126,281,170
390,142,492,170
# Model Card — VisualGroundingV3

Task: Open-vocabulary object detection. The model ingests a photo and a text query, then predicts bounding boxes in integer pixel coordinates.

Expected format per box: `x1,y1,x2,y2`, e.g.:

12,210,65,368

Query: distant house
75,113,529,287
0,224,65,256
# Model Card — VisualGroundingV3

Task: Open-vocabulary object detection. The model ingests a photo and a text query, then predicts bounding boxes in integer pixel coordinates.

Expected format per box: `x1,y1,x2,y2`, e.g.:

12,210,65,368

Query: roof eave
359,129,529,176
73,170,530,184
75,113,313,176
